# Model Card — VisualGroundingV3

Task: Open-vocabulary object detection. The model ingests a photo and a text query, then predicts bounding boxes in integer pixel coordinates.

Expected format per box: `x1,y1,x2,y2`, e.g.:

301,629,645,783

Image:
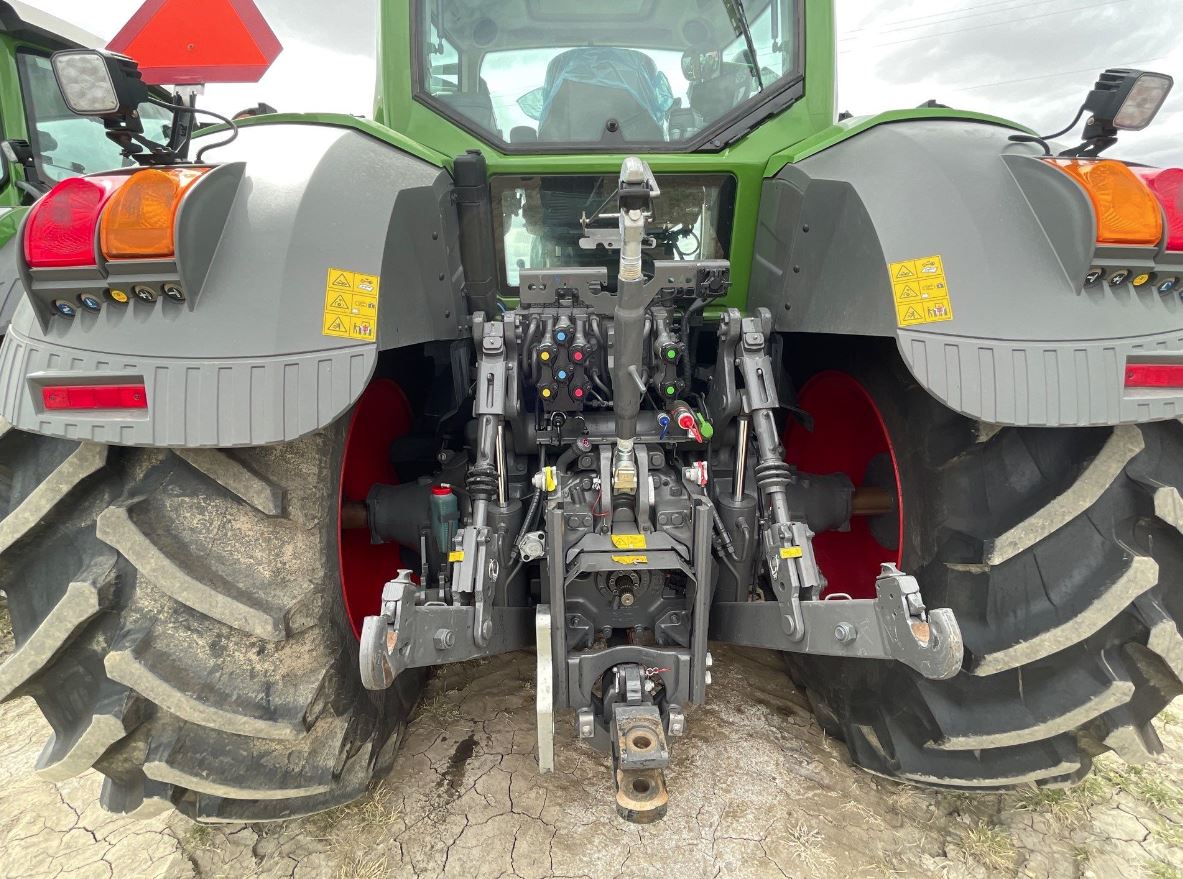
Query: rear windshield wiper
724,0,764,91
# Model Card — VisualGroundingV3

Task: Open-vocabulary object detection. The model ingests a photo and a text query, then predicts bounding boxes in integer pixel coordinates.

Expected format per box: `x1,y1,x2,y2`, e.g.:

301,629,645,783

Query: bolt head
834,622,857,643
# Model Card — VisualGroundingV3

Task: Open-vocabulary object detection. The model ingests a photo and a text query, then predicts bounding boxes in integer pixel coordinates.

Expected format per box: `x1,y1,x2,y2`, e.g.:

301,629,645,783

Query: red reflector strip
42,384,148,411
1124,364,1183,389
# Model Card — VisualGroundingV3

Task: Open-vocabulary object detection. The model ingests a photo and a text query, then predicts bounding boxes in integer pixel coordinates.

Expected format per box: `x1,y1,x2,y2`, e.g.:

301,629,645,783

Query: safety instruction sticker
611,534,647,550
611,555,649,566
323,268,381,342
889,255,954,327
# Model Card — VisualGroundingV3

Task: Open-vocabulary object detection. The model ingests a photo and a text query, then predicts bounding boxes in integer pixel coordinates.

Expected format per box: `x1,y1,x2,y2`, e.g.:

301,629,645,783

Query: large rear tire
0,403,423,822
784,349,1183,789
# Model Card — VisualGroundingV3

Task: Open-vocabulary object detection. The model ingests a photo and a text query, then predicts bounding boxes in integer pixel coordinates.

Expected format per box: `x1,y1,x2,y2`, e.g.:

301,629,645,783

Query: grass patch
1071,844,1093,866
1096,760,1183,812
1151,820,1183,849
334,854,390,879
417,692,462,728
779,822,836,872
182,823,217,850
1012,776,1106,826
1147,860,1183,879
304,782,403,836
959,821,1016,873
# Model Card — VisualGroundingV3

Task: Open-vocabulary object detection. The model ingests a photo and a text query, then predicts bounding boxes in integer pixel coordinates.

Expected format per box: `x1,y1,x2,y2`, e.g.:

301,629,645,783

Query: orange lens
100,168,209,260
1043,158,1164,246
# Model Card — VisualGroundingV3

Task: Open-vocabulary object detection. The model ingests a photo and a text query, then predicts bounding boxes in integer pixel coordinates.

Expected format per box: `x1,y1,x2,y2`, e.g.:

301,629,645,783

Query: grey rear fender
0,121,466,447
751,119,1183,427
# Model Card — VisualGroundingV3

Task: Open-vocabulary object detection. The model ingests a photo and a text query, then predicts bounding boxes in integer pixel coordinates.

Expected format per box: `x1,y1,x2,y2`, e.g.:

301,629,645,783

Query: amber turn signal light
99,167,209,260
1043,158,1163,247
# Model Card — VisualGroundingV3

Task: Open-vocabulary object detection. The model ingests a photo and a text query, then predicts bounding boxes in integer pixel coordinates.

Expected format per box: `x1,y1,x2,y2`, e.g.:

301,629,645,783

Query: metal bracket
709,563,964,681
536,605,554,774
359,580,533,690
609,676,669,824
763,521,822,641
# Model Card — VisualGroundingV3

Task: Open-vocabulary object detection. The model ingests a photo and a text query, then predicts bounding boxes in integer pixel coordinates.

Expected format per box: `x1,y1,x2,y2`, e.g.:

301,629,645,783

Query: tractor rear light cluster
1043,158,1163,246
41,383,148,411
100,167,209,260
1133,166,1183,252
23,167,212,319
24,175,125,268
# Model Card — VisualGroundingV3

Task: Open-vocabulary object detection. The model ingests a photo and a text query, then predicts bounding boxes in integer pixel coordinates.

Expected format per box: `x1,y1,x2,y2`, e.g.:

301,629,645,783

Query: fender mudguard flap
751,119,1183,427
0,122,465,447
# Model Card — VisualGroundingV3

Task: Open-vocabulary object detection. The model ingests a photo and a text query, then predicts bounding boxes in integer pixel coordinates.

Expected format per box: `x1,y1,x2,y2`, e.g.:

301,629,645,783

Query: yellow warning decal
779,546,803,559
889,255,953,327
611,554,649,565
448,550,465,563
323,267,381,342
611,534,647,550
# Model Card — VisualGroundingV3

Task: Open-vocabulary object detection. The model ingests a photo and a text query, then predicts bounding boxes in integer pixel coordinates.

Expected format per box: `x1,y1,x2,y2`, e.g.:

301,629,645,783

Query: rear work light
41,384,148,411
24,175,125,268
1132,167,1183,252
100,167,209,260
1043,158,1163,246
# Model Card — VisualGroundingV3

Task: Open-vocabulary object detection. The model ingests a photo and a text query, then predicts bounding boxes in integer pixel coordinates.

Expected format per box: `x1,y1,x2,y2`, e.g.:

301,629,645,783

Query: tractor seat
537,48,674,143
435,77,499,134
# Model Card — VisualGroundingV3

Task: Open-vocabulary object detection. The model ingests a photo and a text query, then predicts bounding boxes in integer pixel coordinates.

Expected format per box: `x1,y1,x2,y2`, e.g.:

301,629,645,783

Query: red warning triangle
109,0,282,85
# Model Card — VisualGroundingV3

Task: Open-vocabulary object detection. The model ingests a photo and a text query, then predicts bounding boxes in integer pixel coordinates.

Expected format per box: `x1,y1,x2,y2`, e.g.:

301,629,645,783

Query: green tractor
0,2,175,336
0,0,1181,824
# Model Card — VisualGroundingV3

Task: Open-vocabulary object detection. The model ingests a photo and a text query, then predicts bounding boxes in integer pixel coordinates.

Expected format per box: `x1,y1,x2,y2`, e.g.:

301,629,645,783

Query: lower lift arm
706,308,964,681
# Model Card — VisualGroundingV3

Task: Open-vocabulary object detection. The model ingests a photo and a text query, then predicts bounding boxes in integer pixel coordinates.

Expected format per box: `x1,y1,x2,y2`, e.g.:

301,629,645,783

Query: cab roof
0,1,102,52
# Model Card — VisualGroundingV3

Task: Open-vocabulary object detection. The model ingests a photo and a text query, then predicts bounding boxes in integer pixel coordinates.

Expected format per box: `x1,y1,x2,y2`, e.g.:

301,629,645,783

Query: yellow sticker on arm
779,546,803,559
448,551,465,563
323,267,381,342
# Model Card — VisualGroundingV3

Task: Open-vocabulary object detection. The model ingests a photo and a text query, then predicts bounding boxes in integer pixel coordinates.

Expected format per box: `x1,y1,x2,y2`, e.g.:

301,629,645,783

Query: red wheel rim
783,371,903,599
339,379,412,639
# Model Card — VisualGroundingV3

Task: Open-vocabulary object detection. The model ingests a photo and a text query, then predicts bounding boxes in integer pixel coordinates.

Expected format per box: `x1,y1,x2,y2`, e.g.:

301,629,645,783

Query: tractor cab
415,0,797,150
394,0,807,154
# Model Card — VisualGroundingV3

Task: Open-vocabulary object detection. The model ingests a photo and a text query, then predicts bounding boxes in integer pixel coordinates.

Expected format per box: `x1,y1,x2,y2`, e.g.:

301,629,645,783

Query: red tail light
1125,363,1183,389
1133,167,1183,251
42,384,148,411
24,176,126,268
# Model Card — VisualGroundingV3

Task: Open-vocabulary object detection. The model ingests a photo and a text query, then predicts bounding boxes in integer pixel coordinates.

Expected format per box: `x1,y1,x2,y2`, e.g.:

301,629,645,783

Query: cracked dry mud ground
1,601,1181,879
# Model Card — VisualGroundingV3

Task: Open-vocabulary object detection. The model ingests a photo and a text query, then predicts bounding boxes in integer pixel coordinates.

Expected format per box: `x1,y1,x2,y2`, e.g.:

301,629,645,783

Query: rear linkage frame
357,158,963,822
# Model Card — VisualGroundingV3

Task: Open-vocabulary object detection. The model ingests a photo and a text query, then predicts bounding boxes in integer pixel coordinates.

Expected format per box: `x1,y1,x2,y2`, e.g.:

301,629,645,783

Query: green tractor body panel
1,0,1181,441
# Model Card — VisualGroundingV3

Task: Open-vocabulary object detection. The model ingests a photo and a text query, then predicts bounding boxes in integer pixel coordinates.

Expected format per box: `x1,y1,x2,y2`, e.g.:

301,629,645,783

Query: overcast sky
27,0,1183,165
